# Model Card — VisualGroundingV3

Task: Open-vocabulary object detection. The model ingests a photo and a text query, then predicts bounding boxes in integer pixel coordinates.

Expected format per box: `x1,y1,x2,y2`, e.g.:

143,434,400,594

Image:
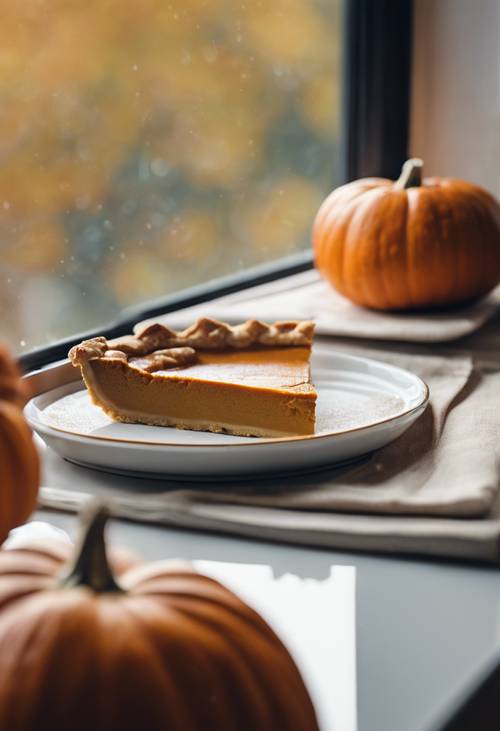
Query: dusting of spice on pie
69,318,317,438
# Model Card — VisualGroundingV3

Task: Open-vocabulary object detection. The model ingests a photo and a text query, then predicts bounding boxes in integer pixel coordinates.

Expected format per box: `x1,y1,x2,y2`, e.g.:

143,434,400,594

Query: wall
410,0,500,199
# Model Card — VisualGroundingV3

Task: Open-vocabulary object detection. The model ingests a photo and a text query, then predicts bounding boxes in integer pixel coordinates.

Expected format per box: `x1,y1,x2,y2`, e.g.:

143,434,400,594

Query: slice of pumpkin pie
69,318,317,438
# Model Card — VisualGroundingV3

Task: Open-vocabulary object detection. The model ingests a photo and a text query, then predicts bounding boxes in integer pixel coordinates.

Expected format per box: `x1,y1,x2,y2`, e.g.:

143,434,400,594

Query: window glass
1,0,344,351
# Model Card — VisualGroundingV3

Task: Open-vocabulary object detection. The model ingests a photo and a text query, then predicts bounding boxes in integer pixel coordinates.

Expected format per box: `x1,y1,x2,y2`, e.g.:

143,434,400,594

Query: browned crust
69,318,315,372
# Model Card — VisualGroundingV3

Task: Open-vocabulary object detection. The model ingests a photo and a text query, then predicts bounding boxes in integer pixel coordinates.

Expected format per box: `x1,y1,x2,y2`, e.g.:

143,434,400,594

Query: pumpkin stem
60,501,123,593
395,158,423,189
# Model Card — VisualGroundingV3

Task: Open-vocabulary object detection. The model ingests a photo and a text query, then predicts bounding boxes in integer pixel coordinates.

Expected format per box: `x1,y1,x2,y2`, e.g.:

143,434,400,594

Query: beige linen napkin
136,271,500,344
38,343,500,562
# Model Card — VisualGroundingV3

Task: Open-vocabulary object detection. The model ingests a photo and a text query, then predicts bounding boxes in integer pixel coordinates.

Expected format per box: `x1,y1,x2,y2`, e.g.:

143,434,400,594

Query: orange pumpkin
0,345,39,544
0,505,319,731
313,158,500,310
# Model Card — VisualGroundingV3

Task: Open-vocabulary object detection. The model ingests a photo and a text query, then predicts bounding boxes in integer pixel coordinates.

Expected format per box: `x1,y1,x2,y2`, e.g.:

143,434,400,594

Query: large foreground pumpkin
0,345,39,543
0,505,319,731
313,158,500,310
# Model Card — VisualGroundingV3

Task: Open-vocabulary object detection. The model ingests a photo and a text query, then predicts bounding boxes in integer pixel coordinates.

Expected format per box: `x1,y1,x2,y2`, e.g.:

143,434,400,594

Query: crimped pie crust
69,318,315,373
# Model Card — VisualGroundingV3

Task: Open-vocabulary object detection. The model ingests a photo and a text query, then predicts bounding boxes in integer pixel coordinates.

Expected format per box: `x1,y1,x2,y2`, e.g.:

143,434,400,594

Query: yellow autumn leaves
1,0,342,347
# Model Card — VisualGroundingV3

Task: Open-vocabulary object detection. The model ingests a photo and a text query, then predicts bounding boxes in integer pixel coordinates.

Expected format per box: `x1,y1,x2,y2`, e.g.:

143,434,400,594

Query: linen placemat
136,270,500,344
39,341,500,562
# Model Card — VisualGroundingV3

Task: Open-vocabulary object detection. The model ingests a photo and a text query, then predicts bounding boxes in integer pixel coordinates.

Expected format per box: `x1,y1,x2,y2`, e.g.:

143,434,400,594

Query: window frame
19,0,413,374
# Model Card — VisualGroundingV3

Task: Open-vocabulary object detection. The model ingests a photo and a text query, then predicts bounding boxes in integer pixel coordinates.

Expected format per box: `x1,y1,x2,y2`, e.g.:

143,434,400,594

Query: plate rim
26,349,429,449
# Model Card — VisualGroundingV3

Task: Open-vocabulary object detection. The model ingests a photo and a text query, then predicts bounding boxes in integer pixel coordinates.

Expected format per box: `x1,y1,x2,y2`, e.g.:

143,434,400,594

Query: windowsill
30,267,500,731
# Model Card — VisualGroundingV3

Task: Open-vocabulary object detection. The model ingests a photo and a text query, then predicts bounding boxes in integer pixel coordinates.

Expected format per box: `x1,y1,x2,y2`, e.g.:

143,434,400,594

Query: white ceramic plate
25,346,428,479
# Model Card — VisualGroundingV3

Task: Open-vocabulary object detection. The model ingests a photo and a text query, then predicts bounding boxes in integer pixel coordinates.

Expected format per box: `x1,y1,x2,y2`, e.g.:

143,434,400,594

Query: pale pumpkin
0,345,39,544
0,504,319,731
313,158,500,310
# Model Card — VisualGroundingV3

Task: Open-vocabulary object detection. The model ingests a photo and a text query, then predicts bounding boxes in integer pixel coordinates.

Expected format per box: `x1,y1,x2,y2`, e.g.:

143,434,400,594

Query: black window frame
19,0,413,373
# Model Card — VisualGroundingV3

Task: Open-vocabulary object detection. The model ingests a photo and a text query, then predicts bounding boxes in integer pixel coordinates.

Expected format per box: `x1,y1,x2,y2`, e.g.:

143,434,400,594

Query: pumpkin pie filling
69,318,317,438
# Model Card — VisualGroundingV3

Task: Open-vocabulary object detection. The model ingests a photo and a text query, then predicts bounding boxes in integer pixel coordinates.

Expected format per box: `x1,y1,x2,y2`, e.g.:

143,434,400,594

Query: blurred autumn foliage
0,0,343,350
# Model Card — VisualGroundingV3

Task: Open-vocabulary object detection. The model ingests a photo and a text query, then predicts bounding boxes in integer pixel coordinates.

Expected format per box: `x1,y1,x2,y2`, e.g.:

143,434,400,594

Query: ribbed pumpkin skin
313,176,500,310
0,543,319,731
0,346,39,543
